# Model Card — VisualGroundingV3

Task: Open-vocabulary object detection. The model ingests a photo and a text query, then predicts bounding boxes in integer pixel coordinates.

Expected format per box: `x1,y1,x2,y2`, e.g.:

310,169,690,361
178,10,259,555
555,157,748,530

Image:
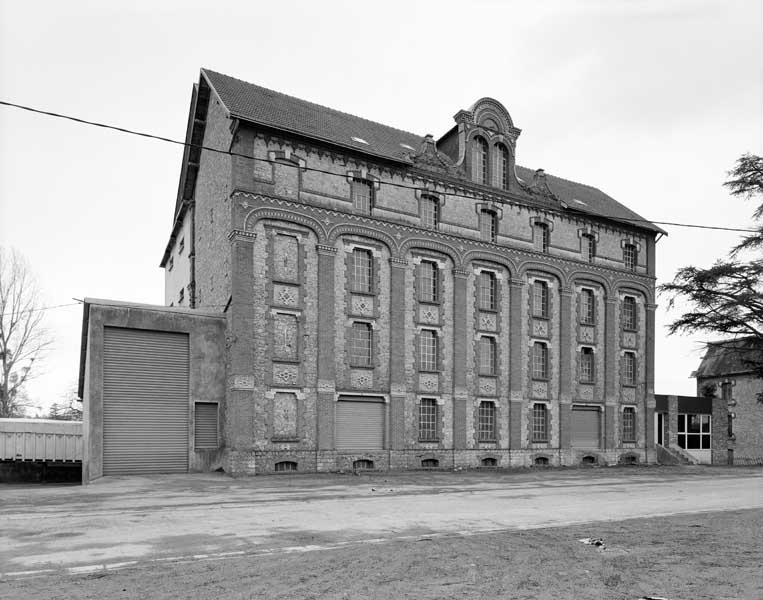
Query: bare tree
0,247,53,417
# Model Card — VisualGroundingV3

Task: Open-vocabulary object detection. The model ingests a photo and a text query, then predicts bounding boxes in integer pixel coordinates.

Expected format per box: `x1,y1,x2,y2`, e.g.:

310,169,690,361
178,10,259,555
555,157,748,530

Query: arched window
479,271,497,310
421,195,440,229
472,136,489,185
496,143,509,190
533,280,549,318
580,289,595,325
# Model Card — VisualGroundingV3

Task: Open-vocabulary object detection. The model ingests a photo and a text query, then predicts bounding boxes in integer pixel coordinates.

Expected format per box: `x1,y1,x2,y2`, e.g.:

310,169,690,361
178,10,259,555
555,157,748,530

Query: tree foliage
660,154,763,376
0,248,53,417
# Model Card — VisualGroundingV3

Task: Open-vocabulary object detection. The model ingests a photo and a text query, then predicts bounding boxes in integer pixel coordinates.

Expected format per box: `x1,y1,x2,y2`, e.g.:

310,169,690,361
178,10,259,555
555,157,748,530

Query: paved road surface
1,466,761,578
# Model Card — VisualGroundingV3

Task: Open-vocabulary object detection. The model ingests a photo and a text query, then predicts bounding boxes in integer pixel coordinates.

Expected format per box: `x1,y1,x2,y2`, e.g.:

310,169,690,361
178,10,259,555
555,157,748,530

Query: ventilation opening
619,454,638,465
274,461,297,472
353,459,374,470
421,458,439,468
481,457,498,467
581,455,598,465
533,456,549,467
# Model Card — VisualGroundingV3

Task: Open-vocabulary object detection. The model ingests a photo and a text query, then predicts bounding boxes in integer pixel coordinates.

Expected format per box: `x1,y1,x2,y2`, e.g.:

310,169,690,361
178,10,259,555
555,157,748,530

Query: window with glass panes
473,136,489,184
534,222,550,252
351,248,373,293
419,398,438,441
349,322,372,366
533,280,549,318
351,178,373,214
582,234,596,263
532,403,548,441
479,271,497,310
623,352,636,385
478,401,496,441
622,296,637,330
677,414,711,450
479,336,497,375
623,243,637,271
580,347,594,382
418,261,438,302
497,144,509,190
419,330,438,371
622,407,636,441
421,195,439,229
479,209,497,242
532,342,548,379
580,289,595,325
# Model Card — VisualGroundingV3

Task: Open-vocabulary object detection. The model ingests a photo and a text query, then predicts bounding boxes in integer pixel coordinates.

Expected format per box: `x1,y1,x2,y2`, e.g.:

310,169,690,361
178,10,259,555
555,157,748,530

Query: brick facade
162,70,661,474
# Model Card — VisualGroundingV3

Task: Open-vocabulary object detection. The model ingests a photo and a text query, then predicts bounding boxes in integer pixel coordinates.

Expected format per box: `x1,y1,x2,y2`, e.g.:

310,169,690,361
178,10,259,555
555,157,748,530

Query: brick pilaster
316,244,337,450
389,257,408,449
509,278,525,449
452,267,470,450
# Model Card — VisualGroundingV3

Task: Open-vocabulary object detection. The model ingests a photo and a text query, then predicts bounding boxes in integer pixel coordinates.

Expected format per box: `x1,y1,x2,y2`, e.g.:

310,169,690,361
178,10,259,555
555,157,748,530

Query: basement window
274,461,298,472
353,459,374,470
421,458,439,468
481,457,498,467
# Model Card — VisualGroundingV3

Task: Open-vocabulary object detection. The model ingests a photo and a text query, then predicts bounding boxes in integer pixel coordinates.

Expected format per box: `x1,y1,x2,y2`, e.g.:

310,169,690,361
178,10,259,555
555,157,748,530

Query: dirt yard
1,466,762,599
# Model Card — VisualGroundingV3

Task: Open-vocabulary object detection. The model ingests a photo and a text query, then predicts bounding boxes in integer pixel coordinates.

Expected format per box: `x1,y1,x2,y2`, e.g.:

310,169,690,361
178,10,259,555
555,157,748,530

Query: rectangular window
351,248,373,293
194,402,219,449
421,195,439,229
622,407,636,442
582,234,596,263
532,403,548,442
418,261,438,303
479,336,497,375
479,210,497,243
479,271,497,311
622,297,637,330
168,257,174,271
580,289,595,325
478,401,496,441
351,178,373,214
623,352,636,386
580,347,594,383
532,342,548,380
533,280,549,318
677,413,711,450
350,322,372,366
419,329,438,371
534,223,550,253
178,237,185,255
419,398,438,441
623,244,637,271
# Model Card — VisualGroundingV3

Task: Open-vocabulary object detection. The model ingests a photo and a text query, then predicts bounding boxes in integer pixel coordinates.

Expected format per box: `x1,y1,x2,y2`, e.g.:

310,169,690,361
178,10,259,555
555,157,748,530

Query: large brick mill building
80,69,665,478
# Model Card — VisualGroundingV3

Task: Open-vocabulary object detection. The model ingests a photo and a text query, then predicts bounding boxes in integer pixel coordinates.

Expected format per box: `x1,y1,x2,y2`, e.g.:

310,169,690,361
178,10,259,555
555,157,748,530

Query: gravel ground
4,508,761,600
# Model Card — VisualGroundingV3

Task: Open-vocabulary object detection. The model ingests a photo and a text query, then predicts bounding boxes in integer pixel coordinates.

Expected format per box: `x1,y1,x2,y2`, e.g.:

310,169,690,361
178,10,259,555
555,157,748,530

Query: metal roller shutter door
571,406,600,448
335,398,384,450
103,327,189,475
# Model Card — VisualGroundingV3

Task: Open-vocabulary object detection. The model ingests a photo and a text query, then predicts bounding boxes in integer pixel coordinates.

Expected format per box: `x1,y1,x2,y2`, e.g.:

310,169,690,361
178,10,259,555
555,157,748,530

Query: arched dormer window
496,143,509,190
472,136,489,185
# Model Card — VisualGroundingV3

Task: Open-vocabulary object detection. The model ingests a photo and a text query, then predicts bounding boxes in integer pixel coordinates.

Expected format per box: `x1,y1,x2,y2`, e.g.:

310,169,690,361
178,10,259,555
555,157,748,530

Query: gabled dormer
437,98,522,191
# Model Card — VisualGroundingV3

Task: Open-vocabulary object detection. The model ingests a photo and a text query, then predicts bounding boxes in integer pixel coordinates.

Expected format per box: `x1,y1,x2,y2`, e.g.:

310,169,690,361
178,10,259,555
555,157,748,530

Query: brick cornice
228,229,257,243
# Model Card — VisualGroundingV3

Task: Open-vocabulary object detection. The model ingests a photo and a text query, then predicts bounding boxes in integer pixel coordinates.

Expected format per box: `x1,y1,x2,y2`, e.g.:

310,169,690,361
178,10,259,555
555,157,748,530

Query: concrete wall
81,299,226,482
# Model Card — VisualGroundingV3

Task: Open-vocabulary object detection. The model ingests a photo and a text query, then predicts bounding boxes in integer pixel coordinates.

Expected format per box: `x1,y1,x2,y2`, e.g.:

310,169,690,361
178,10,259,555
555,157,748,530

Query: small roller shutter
103,327,189,475
335,397,384,450
194,403,219,449
571,406,600,448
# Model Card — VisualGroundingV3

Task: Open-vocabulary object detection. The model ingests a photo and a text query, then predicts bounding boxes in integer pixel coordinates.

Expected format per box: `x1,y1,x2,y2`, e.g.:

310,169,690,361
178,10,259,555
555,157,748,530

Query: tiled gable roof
201,68,663,234
695,337,763,378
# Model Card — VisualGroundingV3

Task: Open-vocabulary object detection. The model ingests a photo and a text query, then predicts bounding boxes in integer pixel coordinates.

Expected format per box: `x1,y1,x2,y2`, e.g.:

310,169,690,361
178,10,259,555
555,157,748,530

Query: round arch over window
472,136,489,185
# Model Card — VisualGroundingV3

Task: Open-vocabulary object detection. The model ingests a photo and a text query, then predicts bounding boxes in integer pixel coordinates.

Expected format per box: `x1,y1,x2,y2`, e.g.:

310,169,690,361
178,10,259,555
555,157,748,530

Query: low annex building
80,68,665,479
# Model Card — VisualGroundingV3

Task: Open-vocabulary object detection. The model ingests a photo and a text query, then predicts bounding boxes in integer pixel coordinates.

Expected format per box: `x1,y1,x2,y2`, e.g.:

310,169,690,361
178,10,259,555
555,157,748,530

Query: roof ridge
202,68,424,141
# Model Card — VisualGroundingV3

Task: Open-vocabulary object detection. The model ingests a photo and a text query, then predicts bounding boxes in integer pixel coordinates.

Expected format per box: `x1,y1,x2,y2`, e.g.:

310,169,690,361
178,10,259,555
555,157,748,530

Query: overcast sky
1,0,761,414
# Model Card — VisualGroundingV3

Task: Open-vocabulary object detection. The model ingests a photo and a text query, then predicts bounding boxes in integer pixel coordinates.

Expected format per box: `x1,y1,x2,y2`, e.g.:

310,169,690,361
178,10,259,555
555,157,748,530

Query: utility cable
0,100,758,234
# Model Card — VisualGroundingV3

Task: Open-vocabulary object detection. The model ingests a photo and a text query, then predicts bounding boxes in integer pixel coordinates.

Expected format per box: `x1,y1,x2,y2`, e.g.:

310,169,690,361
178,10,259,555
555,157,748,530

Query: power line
0,99,758,234
11,302,81,315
